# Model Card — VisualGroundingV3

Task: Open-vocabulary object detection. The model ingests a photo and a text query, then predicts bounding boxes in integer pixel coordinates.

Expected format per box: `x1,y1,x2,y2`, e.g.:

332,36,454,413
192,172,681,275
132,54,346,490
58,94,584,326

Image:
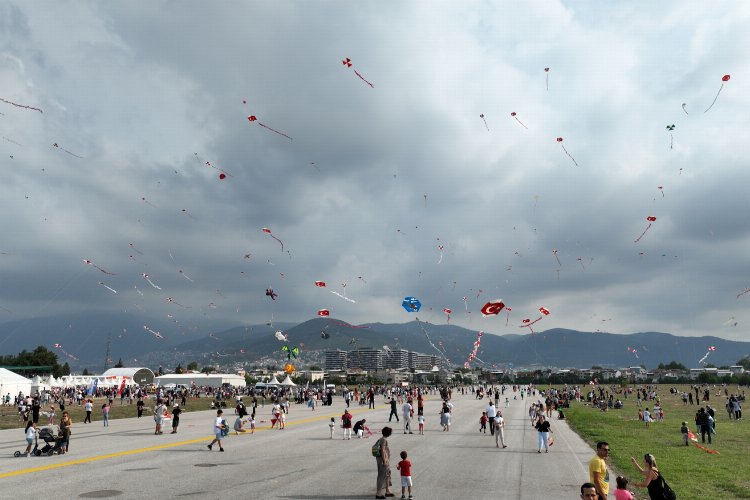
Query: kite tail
353,70,374,88
259,122,293,140
704,84,724,113
634,223,652,243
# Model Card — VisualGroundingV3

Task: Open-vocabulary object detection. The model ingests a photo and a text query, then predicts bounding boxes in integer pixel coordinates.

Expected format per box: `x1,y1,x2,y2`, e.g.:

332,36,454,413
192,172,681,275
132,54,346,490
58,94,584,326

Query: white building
154,373,246,388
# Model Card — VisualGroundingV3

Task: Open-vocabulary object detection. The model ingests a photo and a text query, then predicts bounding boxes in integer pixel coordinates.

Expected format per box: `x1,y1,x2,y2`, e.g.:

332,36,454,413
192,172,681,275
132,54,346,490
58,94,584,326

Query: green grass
564,385,750,499
0,396,234,431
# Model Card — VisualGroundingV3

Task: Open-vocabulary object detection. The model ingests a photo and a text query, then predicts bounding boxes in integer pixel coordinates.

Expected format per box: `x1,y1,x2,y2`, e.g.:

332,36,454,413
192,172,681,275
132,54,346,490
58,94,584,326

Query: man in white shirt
486,401,497,436
402,400,413,434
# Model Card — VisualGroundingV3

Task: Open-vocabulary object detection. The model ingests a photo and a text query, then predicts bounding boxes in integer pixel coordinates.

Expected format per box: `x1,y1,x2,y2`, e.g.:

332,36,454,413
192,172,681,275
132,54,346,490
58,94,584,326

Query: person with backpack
631,453,676,499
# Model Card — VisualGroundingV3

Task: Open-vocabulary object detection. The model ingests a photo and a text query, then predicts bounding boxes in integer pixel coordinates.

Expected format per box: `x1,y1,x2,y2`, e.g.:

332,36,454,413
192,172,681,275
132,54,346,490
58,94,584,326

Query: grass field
0,396,247,431
563,384,749,499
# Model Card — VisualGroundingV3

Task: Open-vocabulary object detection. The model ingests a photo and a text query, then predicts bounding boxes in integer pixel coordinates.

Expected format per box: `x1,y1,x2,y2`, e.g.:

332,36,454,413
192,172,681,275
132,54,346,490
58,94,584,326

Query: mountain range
1,314,748,372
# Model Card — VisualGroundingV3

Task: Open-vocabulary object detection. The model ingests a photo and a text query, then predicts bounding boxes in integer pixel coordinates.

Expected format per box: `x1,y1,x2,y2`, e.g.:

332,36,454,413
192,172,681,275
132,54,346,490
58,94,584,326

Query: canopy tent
280,375,296,386
267,375,281,386
31,375,51,392
0,368,33,399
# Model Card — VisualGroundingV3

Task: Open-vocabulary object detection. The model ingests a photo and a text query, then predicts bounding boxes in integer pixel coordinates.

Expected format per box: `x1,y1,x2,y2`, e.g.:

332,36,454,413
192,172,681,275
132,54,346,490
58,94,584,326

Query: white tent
280,375,296,386
0,368,33,399
267,375,281,386
31,375,51,392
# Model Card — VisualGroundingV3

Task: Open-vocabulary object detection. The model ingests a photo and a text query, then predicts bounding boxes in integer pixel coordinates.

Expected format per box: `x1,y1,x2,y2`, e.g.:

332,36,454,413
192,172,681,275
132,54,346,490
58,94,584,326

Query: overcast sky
1,1,749,347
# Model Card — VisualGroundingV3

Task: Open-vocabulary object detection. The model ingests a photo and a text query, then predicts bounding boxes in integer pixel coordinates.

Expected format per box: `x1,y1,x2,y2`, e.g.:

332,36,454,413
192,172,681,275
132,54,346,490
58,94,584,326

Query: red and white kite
317,309,330,317
262,227,285,252
481,300,505,317
315,281,326,287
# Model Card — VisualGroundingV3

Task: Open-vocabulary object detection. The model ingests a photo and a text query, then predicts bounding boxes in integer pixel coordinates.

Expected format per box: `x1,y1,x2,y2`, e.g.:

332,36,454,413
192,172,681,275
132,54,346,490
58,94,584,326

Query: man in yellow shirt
588,441,610,499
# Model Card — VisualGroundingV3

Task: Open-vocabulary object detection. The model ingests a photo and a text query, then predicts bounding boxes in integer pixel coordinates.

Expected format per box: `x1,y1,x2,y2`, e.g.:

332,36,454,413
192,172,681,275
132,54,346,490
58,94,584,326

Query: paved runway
0,392,603,499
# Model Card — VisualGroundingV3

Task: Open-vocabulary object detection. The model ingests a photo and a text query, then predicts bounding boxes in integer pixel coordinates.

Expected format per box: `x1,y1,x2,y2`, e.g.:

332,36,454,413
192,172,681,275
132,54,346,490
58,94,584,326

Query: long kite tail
353,70,374,88
0,97,43,113
258,123,293,141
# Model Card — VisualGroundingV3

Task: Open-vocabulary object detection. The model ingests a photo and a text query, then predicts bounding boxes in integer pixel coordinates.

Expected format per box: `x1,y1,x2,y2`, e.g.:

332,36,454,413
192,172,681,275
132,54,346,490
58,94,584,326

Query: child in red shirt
396,450,413,499
479,411,488,433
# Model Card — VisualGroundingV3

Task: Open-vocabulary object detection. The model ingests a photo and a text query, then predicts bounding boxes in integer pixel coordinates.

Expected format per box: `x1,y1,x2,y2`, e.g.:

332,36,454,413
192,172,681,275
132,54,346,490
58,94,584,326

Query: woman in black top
534,415,552,453
632,453,672,499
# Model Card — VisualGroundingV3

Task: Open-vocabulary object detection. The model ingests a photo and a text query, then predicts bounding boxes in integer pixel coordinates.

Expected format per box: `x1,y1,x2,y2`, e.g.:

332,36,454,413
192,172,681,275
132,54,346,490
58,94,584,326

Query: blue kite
402,296,421,312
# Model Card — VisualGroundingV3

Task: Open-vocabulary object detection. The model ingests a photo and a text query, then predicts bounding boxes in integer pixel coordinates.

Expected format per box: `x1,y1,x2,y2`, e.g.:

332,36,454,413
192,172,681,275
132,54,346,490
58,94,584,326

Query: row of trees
0,346,70,377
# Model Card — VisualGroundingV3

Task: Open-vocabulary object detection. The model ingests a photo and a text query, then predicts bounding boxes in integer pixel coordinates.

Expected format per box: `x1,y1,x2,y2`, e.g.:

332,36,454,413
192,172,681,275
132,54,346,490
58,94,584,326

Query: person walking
388,398,399,422
402,399,413,434
23,420,37,457
207,409,226,452
396,450,413,499
101,402,110,427
342,409,353,439
486,401,497,436
83,398,93,424
153,399,166,435
494,410,507,448
374,426,394,499
696,407,711,444
589,441,610,500
534,414,551,453
171,404,182,433
136,398,144,418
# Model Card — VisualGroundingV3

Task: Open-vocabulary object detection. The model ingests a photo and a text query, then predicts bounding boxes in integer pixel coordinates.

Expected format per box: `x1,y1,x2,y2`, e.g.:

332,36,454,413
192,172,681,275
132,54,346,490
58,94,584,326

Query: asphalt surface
0,392,606,499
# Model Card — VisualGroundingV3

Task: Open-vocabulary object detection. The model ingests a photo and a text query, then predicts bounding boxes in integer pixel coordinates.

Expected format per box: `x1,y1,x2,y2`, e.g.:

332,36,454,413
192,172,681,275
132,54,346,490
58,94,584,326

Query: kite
666,124,675,149
331,290,356,303
284,363,295,374
723,317,738,327
682,103,689,115
341,57,374,88
0,97,43,113
52,343,78,360
98,282,117,294
698,346,716,365
415,317,451,365
142,273,162,290
265,288,278,300
52,142,83,158
693,443,720,455
479,113,489,131
178,269,193,282
481,300,505,317
443,308,452,322
402,296,422,312
143,325,164,339
181,208,196,220
83,259,117,275
552,249,561,267
627,347,639,359
577,257,585,270
634,216,657,243
736,288,750,299
317,309,330,317
247,115,293,140
141,196,156,207
544,67,550,91
282,344,300,360
129,243,144,255
657,186,664,198
274,330,288,342
510,112,528,129
262,227,284,252
704,75,730,113
203,160,232,179
556,137,579,166
315,281,327,287
320,331,330,339
437,244,444,264
166,297,190,308
464,330,484,368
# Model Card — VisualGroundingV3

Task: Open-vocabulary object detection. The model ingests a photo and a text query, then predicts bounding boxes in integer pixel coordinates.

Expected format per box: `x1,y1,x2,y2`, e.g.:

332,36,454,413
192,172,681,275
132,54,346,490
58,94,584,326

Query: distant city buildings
325,347,442,371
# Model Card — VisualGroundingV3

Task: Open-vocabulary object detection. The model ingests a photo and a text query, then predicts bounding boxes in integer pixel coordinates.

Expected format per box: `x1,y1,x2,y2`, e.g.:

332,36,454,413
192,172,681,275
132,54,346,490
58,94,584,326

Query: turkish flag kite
481,300,505,317
317,309,330,317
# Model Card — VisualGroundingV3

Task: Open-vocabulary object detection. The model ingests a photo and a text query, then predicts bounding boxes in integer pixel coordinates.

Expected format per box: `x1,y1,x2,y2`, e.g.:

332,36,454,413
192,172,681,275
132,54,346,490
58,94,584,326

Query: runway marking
0,407,367,479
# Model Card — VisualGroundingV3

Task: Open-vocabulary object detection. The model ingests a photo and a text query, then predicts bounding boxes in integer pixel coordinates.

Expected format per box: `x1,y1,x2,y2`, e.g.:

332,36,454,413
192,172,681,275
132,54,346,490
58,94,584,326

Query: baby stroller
38,427,58,455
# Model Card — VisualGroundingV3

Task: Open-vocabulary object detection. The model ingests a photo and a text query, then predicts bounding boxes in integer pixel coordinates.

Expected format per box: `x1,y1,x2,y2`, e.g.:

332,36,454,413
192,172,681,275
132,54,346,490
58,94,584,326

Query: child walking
208,409,226,452
329,417,335,439
680,421,689,446
250,414,256,434
396,450,413,499
417,414,424,435
479,411,488,433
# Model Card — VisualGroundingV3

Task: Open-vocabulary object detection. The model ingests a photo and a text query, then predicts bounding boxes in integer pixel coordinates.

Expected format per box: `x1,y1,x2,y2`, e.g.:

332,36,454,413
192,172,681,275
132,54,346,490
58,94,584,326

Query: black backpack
659,474,677,500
